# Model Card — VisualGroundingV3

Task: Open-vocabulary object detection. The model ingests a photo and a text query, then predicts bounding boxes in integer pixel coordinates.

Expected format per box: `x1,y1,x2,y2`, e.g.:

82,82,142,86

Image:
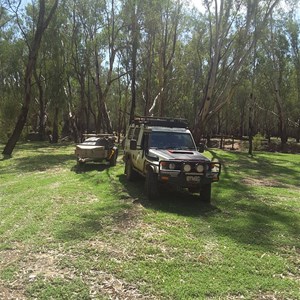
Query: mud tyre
145,170,159,201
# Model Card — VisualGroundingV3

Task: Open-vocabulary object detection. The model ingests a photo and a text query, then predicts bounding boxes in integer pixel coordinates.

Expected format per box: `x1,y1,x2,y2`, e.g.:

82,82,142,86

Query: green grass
0,142,300,299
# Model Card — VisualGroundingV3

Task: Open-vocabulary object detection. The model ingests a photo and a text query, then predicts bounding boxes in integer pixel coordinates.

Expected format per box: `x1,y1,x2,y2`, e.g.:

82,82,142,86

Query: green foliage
1,1,300,148
0,143,300,299
253,132,264,150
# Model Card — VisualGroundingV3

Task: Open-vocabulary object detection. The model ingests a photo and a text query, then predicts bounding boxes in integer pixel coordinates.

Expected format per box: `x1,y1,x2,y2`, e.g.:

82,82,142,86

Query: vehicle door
130,127,142,169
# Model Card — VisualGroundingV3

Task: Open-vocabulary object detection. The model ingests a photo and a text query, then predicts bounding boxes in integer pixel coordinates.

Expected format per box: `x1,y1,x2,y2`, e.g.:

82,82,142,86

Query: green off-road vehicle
123,117,221,202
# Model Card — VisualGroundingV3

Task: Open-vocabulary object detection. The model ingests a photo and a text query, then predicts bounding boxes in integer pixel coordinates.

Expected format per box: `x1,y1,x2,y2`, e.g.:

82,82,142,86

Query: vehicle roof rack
83,133,115,138
133,116,188,128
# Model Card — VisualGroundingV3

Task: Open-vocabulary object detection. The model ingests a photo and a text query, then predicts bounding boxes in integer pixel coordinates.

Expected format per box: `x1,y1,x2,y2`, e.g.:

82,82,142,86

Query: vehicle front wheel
200,184,211,203
125,159,137,181
145,170,159,201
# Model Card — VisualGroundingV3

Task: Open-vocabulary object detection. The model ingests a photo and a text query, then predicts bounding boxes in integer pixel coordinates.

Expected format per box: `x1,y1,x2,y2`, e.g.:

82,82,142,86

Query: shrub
253,132,264,150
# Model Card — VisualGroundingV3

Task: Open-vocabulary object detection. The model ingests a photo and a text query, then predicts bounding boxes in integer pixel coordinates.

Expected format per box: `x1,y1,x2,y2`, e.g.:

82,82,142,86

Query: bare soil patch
241,177,281,187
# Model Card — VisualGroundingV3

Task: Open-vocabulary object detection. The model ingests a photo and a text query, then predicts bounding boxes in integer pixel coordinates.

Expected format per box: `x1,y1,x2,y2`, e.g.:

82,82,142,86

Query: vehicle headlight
183,164,192,172
169,163,176,170
196,164,204,173
160,162,176,170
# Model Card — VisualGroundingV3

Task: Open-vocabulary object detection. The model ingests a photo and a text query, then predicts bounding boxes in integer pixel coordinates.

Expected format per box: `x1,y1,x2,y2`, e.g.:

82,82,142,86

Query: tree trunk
129,3,138,124
102,101,113,133
239,107,245,138
248,104,254,156
34,70,47,141
2,106,30,156
52,106,59,143
220,135,224,149
93,47,113,133
79,69,87,133
87,74,96,132
2,0,58,156
274,84,288,149
193,0,279,143
143,37,154,116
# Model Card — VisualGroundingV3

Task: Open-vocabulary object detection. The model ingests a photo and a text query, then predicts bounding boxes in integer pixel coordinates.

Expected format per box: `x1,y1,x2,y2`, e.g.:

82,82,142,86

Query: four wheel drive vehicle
123,117,221,202
75,134,118,167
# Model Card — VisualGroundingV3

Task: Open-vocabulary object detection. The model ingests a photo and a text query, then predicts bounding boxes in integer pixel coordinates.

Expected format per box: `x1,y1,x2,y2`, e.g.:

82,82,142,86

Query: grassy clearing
0,142,299,299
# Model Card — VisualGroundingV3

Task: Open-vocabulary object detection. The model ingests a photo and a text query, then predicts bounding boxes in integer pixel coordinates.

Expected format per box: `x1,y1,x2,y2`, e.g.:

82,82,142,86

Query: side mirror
198,143,205,153
130,139,137,150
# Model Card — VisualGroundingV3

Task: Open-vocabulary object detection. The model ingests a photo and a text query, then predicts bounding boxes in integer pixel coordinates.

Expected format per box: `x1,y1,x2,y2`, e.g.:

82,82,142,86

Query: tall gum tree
192,0,280,142
262,13,293,149
287,18,300,142
2,0,59,156
84,0,122,133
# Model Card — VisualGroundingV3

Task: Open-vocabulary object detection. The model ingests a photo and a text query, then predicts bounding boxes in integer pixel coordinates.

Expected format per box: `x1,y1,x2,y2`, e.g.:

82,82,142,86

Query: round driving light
183,164,192,172
196,164,204,173
169,163,176,170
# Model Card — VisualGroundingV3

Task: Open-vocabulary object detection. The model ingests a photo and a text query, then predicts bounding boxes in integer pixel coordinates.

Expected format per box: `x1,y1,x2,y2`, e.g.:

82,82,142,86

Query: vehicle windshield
149,132,196,150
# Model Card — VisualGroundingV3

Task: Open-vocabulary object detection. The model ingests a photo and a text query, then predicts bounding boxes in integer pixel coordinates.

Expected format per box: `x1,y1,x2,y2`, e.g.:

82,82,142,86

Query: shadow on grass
0,154,11,161
117,174,220,217
207,149,300,251
55,164,131,242
72,162,111,174
54,201,132,242
6,153,75,173
211,194,300,251
209,149,300,185
1,142,75,173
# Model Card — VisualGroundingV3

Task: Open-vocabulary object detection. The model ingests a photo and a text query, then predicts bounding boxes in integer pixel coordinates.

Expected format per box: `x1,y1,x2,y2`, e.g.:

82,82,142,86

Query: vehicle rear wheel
125,159,137,181
200,184,211,203
145,170,159,201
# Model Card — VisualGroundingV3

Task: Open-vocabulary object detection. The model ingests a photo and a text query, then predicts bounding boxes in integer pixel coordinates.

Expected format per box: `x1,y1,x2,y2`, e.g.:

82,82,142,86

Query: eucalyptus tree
119,0,142,123
0,0,12,29
3,0,59,155
73,0,126,133
30,4,66,141
287,17,300,142
125,0,158,117
129,0,184,118
192,0,280,142
68,0,93,140
257,12,294,149
0,8,24,140
43,6,67,143
167,7,208,123
155,0,182,116
147,0,183,116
